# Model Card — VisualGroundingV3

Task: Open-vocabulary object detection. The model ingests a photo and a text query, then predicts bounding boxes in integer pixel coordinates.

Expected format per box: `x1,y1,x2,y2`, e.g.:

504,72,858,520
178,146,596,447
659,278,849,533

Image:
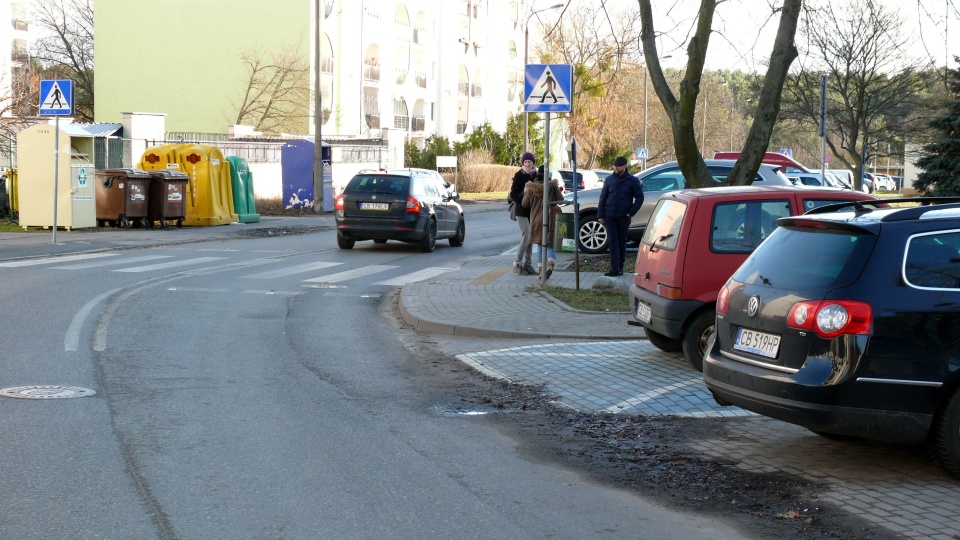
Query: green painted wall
94,0,310,134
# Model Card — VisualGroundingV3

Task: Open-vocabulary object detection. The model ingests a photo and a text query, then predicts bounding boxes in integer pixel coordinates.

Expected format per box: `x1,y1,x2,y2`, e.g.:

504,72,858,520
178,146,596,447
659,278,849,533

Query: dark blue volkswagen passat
703,198,960,478
334,168,465,253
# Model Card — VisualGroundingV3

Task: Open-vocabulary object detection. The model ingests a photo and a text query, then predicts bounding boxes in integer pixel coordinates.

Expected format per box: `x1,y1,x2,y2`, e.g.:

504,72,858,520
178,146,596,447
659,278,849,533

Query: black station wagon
334,169,465,252
703,198,960,478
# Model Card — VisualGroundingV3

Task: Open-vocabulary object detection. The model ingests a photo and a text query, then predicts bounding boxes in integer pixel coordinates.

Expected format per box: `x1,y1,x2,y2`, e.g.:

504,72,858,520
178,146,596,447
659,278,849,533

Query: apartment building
94,0,541,146
0,0,30,118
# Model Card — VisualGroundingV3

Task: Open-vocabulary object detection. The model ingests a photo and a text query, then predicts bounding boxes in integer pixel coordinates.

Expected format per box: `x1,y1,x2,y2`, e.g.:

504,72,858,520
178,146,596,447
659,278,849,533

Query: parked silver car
559,160,794,253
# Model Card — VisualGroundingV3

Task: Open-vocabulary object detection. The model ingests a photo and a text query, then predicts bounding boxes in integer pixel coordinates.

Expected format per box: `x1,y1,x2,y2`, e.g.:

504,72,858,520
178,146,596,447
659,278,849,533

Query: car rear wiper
650,233,673,252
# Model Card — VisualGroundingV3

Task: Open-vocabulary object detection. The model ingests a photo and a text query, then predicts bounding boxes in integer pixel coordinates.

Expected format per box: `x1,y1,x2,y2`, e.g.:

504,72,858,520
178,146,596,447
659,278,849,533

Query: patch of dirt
387,297,897,539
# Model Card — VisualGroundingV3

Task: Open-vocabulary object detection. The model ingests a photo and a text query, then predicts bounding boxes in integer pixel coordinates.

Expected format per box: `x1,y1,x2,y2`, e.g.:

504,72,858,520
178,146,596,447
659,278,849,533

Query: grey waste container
552,212,576,252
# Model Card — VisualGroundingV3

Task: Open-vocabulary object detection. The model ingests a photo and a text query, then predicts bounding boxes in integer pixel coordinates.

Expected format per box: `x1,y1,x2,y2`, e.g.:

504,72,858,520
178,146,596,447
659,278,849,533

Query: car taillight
578,180,585,189
717,285,730,314
787,300,872,339
406,196,421,213
334,194,344,211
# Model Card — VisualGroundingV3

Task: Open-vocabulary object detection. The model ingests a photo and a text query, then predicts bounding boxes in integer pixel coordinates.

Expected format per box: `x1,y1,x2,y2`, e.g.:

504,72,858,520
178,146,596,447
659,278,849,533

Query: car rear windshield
641,199,686,250
346,175,410,194
732,226,876,289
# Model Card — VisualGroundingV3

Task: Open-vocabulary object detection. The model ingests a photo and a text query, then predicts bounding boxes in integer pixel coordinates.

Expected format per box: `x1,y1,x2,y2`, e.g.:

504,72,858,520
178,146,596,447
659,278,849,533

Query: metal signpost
524,64,572,286
38,79,74,243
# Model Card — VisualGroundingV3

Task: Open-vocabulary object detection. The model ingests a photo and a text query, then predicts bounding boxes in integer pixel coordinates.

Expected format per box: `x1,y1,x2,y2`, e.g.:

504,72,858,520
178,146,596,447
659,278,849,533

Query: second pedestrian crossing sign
524,64,572,113
39,79,73,116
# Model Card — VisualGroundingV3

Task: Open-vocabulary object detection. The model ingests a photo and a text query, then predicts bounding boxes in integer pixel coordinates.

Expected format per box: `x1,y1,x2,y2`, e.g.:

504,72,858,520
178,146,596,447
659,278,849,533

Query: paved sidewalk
399,253,641,340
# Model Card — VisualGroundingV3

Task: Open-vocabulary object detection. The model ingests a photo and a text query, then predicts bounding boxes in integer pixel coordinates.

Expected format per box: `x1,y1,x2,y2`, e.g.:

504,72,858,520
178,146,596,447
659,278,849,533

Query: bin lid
145,169,189,180
96,168,154,179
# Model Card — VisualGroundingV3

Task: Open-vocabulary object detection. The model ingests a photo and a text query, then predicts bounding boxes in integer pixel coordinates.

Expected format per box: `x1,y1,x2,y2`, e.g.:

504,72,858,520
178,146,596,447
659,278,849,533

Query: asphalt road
0,207,744,539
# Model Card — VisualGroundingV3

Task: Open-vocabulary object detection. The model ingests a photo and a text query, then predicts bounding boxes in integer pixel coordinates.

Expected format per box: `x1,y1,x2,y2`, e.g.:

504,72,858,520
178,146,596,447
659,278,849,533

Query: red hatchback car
628,186,876,371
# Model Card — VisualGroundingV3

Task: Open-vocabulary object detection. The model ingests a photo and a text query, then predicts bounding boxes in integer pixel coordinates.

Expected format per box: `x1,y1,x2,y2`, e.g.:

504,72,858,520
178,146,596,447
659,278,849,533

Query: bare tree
782,0,937,190
637,0,803,187
232,44,311,135
30,0,94,122
537,5,642,168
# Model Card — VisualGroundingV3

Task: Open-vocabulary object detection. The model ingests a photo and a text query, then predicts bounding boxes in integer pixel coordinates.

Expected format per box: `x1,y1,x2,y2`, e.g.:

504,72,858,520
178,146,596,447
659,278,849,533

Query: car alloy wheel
577,216,608,254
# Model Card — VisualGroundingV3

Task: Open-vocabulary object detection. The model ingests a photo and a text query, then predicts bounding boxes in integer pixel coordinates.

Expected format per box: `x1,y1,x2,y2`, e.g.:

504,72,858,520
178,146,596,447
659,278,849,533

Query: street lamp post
523,3,563,153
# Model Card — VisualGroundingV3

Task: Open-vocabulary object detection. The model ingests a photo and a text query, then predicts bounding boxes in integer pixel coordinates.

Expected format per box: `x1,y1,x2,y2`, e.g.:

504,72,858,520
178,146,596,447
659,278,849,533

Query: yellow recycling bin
139,143,238,226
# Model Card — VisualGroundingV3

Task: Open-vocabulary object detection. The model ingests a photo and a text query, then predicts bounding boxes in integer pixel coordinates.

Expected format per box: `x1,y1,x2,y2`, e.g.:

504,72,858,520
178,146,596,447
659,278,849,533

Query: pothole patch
0,386,97,399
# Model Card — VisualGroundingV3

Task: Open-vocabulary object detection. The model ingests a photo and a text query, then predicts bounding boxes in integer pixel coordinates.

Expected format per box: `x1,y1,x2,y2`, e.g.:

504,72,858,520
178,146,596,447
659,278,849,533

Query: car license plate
636,301,652,324
360,202,389,211
733,328,781,358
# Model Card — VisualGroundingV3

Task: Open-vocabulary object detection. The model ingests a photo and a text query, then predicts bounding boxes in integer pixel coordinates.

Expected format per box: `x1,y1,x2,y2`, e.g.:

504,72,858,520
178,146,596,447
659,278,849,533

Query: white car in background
557,168,603,191
872,173,895,191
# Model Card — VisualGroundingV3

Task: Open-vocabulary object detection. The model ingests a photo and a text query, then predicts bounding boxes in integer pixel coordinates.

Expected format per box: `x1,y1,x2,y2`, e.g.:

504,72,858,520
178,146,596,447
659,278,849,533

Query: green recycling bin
552,212,576,252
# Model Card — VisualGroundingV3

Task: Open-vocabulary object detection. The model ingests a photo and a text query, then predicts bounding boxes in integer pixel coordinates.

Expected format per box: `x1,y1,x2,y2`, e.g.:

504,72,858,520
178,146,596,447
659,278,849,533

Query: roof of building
71,122,123,137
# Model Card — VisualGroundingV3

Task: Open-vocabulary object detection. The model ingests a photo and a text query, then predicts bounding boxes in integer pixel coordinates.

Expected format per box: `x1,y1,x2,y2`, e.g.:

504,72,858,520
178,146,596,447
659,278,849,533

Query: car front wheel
449,218,465,247
577,215,608,254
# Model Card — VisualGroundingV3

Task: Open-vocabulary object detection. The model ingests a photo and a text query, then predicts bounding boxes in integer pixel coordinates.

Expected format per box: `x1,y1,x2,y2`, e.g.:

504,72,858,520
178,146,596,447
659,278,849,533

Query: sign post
38,79,74,243
524,64,572,286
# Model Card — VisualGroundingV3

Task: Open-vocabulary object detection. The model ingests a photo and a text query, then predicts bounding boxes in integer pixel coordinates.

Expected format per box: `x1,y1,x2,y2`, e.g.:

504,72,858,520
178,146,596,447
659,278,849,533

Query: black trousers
606,215,631,272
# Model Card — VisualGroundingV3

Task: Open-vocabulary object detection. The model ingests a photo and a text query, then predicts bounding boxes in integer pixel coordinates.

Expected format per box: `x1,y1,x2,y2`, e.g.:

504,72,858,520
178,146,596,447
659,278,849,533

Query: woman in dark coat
509,152,538,275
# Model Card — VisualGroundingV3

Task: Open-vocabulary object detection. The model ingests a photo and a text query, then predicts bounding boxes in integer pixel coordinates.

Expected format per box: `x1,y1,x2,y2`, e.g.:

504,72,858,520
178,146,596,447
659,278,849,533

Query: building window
457,65,469,96
393,98,410,130
364,87,380,129
363,44,380,82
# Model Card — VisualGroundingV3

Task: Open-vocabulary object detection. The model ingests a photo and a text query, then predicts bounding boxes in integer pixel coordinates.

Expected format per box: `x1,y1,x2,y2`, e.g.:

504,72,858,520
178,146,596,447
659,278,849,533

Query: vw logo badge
747,296,761,318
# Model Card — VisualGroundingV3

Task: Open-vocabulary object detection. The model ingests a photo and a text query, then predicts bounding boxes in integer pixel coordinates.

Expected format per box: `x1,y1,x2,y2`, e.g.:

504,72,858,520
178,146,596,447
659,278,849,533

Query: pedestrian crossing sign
39,80,73,116
524,64,572,113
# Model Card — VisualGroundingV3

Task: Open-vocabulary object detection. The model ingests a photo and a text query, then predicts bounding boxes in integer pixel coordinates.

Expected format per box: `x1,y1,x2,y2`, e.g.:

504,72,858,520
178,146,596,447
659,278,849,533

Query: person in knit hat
522,164,564,279
509,151,538,275
597,156,644,276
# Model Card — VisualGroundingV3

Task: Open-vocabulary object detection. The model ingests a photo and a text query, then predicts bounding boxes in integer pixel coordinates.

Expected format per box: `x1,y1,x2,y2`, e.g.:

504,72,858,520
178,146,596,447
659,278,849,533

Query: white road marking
49,255,173,269
65,287,123,352
302,265,398,283
112,257,226,273
244,290,302,296
243,261,342,279
0,253,119,267
374,267,457,286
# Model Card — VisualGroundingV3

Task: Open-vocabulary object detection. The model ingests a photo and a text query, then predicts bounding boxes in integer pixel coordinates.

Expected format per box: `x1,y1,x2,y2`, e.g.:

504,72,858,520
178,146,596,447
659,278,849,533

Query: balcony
457,81,469,96
471,83,482,98
456,120,468,135
13,18,28,31
11,49,28,63
395,70,407,85
393,114,410,130
365,113,380,129
412,116,425,132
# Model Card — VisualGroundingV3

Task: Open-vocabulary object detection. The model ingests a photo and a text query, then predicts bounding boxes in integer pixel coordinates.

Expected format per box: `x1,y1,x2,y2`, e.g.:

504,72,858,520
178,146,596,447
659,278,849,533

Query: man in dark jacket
597,156,644,277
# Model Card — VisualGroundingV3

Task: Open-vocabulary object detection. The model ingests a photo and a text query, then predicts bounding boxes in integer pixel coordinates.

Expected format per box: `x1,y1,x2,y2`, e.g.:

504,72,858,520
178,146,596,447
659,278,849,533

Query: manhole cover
0,386,96,399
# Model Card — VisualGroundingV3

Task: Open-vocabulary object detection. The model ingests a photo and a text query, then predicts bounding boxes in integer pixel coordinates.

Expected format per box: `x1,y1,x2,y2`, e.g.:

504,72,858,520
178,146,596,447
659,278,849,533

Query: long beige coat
521,178,564,244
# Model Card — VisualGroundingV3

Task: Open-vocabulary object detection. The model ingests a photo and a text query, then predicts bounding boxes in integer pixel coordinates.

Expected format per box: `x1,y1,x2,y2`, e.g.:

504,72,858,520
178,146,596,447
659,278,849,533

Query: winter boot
522,262,537,276
545,260,555,279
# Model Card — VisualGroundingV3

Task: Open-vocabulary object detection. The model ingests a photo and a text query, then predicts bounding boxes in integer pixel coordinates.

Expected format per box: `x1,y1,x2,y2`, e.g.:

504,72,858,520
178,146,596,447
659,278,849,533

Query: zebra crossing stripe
49,255,173,270
112,257,226,273
0,253,119,267
243,261,342,280
374,267,457,286
302,265,398,283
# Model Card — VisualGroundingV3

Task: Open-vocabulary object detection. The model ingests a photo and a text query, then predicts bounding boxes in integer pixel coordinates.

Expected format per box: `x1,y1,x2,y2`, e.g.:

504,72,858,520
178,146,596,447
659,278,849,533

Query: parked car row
558,159,795,254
